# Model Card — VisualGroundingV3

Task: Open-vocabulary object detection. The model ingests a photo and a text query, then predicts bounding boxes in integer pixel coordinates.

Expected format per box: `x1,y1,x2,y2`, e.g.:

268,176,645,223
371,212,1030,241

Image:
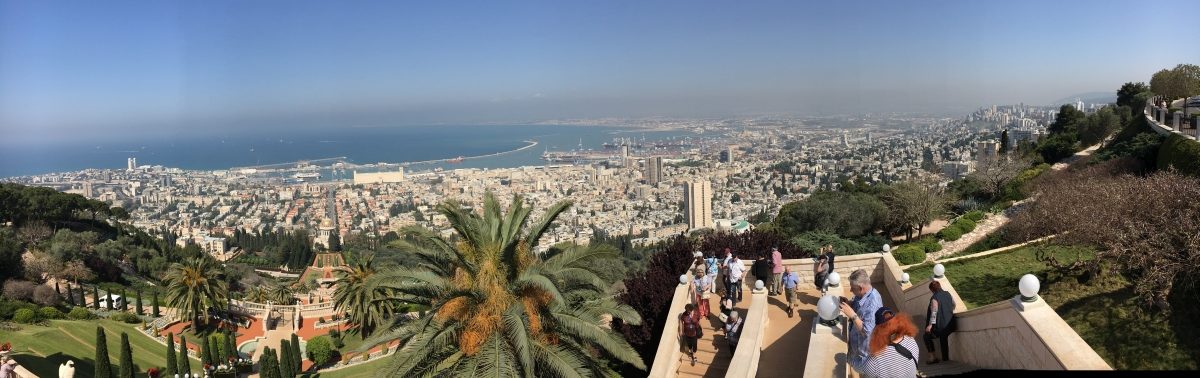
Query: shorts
785,288,797,305
683,336,698,352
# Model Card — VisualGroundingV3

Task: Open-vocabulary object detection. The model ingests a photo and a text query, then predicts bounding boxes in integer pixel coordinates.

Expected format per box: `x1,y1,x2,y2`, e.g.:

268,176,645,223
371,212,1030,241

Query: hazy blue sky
1,0,1196,144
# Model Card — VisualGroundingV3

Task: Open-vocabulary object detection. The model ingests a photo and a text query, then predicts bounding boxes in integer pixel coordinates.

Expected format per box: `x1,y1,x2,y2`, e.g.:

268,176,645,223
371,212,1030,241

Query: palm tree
362,193,644,376
332,255,391,337
164,258,228,328
244,286,270,303
268,284,295,305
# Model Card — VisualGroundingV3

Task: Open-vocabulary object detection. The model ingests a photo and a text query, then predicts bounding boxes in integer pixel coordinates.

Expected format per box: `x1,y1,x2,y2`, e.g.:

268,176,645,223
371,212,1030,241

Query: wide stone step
917,360,978,377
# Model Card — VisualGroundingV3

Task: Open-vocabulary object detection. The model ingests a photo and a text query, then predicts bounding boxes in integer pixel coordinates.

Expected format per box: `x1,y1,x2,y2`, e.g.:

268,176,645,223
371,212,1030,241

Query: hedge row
1157,133,1200,176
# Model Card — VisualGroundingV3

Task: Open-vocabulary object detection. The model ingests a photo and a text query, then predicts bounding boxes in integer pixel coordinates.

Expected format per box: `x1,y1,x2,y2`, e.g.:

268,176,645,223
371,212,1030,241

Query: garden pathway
928,141,1105,262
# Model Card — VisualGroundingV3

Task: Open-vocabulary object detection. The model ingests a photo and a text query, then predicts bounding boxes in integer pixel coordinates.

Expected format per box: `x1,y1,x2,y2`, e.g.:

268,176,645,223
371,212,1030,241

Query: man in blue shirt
839,268,882,375
782,266,800,317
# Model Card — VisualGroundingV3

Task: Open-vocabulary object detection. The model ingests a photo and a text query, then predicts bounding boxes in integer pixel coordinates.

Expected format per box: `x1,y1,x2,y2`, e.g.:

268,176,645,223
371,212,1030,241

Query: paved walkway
757,288,822,377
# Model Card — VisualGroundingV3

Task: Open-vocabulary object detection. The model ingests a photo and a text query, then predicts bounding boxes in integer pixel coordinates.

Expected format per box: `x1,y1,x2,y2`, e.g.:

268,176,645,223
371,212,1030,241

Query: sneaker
691,356,697,366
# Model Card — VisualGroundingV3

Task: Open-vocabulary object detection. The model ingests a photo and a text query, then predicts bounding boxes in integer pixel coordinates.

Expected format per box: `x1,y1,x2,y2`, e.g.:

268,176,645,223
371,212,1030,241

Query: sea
0,125,700,178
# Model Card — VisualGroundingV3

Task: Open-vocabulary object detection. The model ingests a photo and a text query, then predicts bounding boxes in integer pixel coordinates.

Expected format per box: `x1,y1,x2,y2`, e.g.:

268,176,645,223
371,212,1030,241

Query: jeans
924,320,955,360
727,279,743,303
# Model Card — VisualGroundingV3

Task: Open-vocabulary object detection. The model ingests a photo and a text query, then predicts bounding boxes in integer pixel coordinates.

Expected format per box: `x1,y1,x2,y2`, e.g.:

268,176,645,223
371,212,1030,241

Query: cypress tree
165,333,178,378
226,330,238,362
290,333,302,371
178,335,191,375
201,336,213,366
55,280,60,294
152,293,161,317
95,326,113,378
105,292,113,310
93,286,100,309
119,288,127,311
66,283,75,306
119,332,135,378
260,347,280,378
135,289,143,315
280,340,295,378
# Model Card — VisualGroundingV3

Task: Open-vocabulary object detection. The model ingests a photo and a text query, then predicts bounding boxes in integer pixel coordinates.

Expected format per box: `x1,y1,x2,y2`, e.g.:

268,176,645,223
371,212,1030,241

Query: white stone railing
1145,103,1198,139
724,288,768,378
645,271,693,377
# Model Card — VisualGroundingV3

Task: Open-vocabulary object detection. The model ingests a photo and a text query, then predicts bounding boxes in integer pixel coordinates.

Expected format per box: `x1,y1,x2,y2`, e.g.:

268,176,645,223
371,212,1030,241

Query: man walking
726,252,744,304
770,246,784,295
782,266,800,317
839,269,882,376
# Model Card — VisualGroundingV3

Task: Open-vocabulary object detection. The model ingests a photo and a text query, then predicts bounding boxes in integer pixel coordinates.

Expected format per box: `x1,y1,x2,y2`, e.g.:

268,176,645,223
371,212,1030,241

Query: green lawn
302,357,390,378
904,244,1200,370
0,318,201,378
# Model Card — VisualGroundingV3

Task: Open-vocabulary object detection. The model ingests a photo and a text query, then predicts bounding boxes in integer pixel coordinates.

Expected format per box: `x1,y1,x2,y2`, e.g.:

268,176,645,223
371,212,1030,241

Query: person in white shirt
726,252,744,304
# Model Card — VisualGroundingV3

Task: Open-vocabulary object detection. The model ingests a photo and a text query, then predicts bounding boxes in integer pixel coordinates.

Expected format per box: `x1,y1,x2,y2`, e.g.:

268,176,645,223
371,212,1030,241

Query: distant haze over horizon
2,0,1196,146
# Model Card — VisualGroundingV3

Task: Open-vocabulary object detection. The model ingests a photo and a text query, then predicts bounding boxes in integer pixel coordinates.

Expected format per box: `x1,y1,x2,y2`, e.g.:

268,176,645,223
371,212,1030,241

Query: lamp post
826,272,841,289
1019,274,1040,302
932,264,945,279
817,295,841,327
900,272,910,284
678,274,689,286
882,244,891,255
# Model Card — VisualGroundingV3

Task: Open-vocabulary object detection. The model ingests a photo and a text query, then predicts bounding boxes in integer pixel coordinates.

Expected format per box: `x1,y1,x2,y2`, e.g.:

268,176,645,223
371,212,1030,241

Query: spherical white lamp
882,244,891,254
900,272,910,284
1019,274,1040,302
826,271,841,288
755,280,765,291
679,274,689,285
932,264,946,278
817,294,840,326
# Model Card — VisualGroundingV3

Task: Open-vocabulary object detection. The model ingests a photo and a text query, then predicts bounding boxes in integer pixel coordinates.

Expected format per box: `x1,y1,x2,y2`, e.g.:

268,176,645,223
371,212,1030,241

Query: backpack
681,313,702,338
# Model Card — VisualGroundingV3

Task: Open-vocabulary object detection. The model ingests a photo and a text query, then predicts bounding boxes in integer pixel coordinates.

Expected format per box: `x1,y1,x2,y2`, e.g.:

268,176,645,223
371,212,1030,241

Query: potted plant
235,358,254,374
213,363,236,378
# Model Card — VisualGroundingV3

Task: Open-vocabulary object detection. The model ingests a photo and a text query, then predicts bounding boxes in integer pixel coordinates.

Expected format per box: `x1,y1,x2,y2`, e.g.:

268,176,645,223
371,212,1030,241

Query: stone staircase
676,294,743,377
917,360,977,377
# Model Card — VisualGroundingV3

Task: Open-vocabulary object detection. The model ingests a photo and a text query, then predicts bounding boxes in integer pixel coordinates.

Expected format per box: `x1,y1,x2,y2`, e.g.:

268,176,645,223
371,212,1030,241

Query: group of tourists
678,245,959,377
839,269,958,378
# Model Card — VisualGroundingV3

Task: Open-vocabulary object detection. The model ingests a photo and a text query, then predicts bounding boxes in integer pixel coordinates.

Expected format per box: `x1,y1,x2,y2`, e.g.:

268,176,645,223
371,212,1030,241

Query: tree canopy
773,190,887,238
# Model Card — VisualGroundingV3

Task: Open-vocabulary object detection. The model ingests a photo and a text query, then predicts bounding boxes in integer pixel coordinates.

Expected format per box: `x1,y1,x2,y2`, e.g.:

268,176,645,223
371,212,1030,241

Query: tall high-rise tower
684,180,712,230
127,157,137,170
645,156,663,184
720,145,736,163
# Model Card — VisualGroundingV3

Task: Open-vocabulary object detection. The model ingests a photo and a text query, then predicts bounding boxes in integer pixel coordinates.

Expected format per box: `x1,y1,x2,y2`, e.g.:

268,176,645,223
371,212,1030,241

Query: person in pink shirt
770,246,784,296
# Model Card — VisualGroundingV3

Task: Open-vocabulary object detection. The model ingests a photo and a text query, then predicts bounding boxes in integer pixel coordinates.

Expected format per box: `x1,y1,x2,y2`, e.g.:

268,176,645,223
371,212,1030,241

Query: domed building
315,217,335,248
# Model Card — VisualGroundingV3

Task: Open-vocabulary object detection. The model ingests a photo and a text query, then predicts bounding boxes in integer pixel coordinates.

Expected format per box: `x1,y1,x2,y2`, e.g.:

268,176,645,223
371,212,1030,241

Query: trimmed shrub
954,218,977,233
69,306,94,320
892,244,927,265
12,308,37,324
938,225,964,241
1157,133,1200,176
109,312,140,324
39,306,64,319
305,336,335,367
918,237,942,253
964,210,986,222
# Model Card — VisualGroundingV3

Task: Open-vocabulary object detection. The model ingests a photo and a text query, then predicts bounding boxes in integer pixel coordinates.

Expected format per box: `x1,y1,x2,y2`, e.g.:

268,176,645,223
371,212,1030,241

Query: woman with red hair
859,307,920,378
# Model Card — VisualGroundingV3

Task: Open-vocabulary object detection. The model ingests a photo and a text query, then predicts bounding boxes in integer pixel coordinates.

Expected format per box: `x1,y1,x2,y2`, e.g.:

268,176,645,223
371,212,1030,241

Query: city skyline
2,0,1197,146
